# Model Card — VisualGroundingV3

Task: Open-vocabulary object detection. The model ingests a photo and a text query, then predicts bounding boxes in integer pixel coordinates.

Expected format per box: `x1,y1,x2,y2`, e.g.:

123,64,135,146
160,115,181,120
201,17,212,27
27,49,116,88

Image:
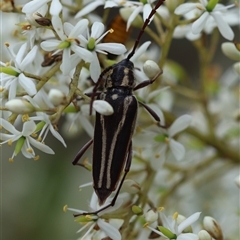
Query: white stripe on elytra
106,96,132,189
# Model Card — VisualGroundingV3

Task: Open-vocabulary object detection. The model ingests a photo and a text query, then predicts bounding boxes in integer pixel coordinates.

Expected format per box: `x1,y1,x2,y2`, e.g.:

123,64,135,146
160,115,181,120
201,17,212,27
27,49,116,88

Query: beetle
73,0,165,216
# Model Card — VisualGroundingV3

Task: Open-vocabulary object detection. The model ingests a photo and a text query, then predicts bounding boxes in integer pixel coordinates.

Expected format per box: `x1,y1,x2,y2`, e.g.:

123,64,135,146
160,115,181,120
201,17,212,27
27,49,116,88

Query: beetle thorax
104,59,136,89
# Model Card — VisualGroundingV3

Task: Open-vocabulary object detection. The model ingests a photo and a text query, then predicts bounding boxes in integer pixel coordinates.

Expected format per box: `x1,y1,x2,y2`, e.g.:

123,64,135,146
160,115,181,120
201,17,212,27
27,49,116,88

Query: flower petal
0,118,19,135
168,115,192,137
91,22,105,39
169,139,185,161
49,125,67,147
28,137,55,154
75,1,104,18
68,19,89,37
71,45,93,63
50,0,62,16
192,11,209,34
89,52,101,82
60,48,72,75
18,74,37,96
177,233,199,240
21,141,35,158
78,114,94,138
174,3,200,15
97,43,126,55
178,212,201,233
127,6,142,30
97,219,121,240
21,46,38,70
211,11,234,40
22,0,48,14
52,16,65,40
40,40,61,51
8,79,17,100
15,43,28,68
129,41,151,62
22,121,36,136
143,4,152,22
104,1,118,8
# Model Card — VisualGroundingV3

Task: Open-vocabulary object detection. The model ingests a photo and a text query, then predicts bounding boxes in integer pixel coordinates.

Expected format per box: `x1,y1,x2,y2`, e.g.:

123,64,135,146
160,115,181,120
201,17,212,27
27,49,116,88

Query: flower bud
221,42,240,61
122,179,140,194
143,60,161,78
48,89,66,106
198,230,212,240
203,216,223,240
233,62,240,75
132,205,143,215
93,100,114,116
0,66,19,77
158,226,176,239
206,0,219,12
6,98,35,114
145,209,158,223
234,175,240,188
14,136,25,155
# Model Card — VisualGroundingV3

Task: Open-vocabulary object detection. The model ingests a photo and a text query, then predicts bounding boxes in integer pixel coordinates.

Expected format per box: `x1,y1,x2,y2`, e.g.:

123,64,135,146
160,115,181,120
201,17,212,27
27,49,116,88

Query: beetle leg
74,142,133,217
72,139,93,166
133,69,163,91
138,101,160,122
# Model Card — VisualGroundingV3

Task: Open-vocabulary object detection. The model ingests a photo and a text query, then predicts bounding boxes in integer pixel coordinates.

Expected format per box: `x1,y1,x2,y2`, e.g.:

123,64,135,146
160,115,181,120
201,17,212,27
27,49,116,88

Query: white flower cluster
1,0,239,239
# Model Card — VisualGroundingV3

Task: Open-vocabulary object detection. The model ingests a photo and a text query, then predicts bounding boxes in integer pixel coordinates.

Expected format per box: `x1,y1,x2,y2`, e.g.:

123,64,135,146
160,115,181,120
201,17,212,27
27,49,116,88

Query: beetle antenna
127,0,165,60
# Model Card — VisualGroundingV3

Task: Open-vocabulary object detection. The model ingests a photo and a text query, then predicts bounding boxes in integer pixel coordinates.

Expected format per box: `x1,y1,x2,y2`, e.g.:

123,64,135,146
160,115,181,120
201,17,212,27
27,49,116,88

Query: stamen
173,212,178,220
7,139,13,146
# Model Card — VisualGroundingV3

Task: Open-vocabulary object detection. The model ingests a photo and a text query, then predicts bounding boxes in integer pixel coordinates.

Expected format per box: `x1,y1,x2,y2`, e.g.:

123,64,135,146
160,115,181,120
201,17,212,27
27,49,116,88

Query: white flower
222,42,240,74
123,41,153,84
31,113,67,147
93,100,114,116
175,0,236,40
203,216,223,240
143,60,161,78
147,211,201,240
125,0,157,30
144,209,158,224
74,0,133,19
5,98,35,114
162,115,192,160
198,230,212,240
0,118,54,161
136,114,192,169
67,192,124,240
20,20,44,49
40,16,92,75
0,43,37,100
79,21,126,82
23,96,67,147
48,89,66,106
22,0,62,16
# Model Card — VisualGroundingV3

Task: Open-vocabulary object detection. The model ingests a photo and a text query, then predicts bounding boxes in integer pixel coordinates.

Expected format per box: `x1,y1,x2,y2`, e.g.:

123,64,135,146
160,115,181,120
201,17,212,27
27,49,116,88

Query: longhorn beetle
73,0,165,216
